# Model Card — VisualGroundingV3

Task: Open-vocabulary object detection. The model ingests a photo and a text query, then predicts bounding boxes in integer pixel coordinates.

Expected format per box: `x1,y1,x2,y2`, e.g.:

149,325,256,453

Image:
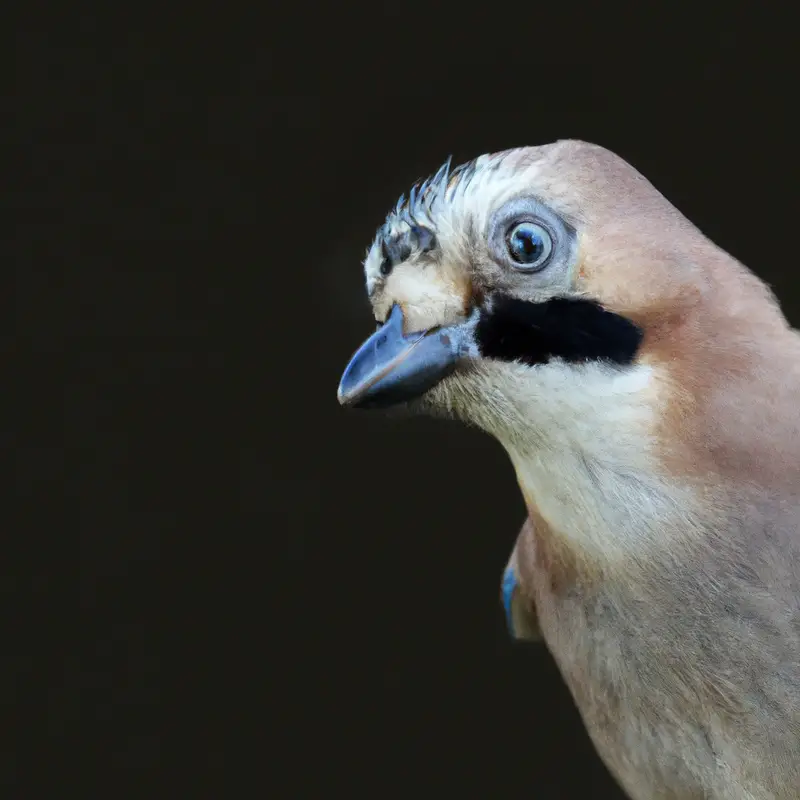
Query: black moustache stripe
475,295,643,367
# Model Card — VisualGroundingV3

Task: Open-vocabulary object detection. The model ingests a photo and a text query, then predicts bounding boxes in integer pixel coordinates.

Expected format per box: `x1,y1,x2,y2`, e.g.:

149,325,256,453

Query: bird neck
486,360,697,565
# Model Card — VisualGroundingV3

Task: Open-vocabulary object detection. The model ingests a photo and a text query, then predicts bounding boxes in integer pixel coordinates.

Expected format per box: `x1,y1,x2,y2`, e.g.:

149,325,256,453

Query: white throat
467,359,695,562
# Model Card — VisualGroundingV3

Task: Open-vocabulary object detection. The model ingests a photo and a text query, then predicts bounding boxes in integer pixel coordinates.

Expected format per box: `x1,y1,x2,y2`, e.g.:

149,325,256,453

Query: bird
336,141,800,799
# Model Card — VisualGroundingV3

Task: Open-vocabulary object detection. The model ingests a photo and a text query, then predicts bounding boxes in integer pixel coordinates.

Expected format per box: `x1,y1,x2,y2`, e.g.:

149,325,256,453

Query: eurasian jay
337,141,800,799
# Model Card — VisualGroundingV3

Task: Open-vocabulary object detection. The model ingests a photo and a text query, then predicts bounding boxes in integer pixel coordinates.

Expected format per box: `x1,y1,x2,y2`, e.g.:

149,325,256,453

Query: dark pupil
510,227,543,262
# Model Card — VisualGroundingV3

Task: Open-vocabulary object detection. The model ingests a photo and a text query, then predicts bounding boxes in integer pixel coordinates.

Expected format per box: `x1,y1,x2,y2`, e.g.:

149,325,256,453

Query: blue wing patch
502,566,518,637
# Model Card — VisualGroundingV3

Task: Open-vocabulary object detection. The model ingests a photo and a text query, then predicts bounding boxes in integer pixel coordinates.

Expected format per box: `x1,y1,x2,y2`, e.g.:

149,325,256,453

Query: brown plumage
338,141,800,799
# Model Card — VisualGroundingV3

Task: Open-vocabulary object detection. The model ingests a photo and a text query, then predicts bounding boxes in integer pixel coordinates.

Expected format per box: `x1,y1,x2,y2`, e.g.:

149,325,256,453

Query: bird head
337,141,792,536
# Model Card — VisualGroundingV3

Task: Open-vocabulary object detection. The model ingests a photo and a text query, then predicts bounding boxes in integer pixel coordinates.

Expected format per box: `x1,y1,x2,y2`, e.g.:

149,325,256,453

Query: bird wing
501,518,541,641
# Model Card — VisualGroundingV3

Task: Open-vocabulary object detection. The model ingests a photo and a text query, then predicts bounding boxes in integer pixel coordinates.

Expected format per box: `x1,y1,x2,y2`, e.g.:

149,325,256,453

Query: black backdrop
19,3,797,797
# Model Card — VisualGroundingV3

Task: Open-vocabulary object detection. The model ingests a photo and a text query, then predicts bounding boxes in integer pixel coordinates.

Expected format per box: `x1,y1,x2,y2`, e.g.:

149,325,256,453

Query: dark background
18,3,797,797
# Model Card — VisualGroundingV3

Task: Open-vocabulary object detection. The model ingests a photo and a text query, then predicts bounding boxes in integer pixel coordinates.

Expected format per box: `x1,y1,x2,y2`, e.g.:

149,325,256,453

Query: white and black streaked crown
371,155,492,276
365,149,521,287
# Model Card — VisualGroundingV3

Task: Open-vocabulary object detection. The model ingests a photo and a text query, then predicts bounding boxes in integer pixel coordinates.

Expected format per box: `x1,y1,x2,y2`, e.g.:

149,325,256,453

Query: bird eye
505,222,553,271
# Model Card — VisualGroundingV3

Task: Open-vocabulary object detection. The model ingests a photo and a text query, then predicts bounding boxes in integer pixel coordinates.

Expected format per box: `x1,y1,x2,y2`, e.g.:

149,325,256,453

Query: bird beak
337,304,467,409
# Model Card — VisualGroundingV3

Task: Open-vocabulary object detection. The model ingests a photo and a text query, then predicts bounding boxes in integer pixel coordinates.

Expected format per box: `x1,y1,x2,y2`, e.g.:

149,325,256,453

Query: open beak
337,304,467,409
